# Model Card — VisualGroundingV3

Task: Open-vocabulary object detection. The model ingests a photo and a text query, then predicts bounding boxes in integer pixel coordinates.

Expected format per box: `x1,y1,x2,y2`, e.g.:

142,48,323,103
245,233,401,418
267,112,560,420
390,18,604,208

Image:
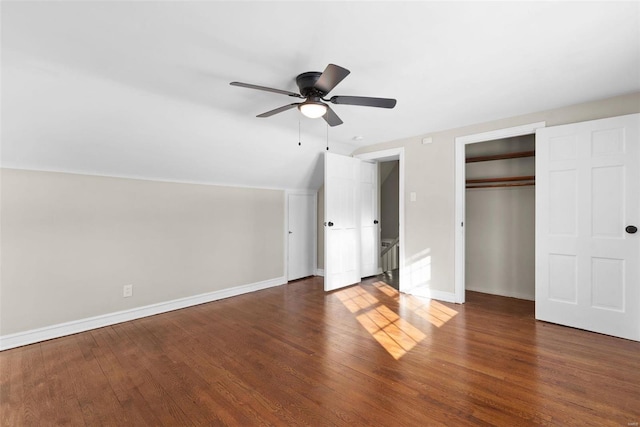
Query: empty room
1,1,639,426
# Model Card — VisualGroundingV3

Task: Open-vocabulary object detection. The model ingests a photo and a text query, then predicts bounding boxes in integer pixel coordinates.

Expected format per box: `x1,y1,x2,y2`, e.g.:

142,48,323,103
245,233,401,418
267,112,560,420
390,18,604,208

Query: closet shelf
466,182,535,189
465,150,535,163
466,175,535,189
466,175,535,184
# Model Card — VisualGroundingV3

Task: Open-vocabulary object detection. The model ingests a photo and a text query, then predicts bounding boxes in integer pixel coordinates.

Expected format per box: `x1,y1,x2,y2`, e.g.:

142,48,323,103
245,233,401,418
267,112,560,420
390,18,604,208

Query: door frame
285,189,317,282
355,148,405,291
454,122,546,303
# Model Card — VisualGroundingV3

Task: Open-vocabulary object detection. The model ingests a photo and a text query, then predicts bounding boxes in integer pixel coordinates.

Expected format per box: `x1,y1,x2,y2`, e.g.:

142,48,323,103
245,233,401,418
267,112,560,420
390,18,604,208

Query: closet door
536,114,639,341
287,192,315,281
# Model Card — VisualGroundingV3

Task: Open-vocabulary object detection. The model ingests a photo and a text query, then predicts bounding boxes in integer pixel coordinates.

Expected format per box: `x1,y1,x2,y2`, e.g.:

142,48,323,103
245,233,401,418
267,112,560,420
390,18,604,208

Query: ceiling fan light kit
299,99,327,118
230,64,396,126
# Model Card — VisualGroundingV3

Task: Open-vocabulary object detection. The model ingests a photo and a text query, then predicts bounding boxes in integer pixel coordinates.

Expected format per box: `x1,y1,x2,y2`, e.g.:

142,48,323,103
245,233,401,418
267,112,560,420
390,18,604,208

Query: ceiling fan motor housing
296,72,324,97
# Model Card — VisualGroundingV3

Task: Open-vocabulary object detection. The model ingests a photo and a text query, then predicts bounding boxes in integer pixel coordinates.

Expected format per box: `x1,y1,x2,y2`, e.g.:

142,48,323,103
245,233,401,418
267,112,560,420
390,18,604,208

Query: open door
324,152,361,291
536,114,639,341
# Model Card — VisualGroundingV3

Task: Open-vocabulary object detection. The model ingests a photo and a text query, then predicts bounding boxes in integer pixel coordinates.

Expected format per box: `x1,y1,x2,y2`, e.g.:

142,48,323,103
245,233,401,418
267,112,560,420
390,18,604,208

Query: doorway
379,160,400,289
355,148,405,291
454,122,546,303
464,135,536,300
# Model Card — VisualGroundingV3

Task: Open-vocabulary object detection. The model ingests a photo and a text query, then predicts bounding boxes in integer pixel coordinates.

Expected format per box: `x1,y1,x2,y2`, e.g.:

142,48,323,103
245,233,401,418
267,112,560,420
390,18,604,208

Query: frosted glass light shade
299,102,327,119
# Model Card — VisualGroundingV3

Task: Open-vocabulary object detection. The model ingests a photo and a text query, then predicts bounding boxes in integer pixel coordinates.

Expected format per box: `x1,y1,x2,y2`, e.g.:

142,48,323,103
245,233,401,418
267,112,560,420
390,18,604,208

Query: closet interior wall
465,135,536,300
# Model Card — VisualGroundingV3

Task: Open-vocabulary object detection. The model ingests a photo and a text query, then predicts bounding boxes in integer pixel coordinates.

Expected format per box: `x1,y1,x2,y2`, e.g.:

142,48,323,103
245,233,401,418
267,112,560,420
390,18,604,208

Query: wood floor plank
167,310,348,425
1,277,639,426
70,332,135,426
40,339,87,426
130,317,283,426
112,320,219,425
165,312,319,425
0,346,26,426
89,326,170,426
19,344,49,426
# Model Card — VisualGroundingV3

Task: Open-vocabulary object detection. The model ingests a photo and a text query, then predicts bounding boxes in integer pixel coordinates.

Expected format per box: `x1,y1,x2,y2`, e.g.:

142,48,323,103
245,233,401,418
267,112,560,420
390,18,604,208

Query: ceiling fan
230,64,396,127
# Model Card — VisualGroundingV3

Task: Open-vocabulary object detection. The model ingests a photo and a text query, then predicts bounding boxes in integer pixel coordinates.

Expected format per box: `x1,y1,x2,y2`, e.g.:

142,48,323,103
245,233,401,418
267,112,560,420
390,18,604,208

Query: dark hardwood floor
1,276,639,426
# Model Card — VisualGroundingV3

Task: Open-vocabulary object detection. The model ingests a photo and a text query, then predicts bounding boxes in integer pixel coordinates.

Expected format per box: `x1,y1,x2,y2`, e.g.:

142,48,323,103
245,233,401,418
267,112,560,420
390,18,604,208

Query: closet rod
466,182,535,189
466,175,535,184
466,150,535,163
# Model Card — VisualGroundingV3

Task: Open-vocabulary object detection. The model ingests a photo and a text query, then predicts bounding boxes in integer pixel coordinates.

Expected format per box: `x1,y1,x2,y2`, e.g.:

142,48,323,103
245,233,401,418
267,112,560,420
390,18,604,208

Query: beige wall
353,92,640,294
0,169,285,335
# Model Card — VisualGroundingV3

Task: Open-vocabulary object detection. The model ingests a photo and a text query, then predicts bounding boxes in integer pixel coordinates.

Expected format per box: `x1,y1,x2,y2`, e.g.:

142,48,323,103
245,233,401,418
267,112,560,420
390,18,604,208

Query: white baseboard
315,268,325,277
404,286,457,303
465,286,535,301
0,276,286,351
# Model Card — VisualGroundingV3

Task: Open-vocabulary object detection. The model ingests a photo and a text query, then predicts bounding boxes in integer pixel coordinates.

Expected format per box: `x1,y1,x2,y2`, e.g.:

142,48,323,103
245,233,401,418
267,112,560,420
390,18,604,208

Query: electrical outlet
123,284,133,298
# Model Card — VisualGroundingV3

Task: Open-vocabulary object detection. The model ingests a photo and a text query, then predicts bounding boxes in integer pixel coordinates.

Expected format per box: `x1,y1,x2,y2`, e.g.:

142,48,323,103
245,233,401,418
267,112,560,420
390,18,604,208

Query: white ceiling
2,1,639,189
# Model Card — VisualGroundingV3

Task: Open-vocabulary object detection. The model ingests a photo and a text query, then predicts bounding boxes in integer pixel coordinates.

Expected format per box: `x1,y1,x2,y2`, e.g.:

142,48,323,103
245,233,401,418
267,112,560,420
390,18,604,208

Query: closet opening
454,121,545,304
464,135,536,301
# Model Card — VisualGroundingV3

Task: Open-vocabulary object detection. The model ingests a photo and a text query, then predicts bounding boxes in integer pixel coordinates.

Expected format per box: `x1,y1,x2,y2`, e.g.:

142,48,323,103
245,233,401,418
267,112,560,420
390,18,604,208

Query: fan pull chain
326,123,329,151
298,120,301,146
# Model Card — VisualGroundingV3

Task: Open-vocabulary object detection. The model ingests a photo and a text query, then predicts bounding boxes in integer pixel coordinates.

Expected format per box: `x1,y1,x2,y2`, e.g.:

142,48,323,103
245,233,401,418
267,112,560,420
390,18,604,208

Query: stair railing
381,237,399,273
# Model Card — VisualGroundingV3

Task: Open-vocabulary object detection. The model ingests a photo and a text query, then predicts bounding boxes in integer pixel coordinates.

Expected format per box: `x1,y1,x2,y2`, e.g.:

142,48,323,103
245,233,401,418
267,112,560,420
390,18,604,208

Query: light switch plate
123,284,133,298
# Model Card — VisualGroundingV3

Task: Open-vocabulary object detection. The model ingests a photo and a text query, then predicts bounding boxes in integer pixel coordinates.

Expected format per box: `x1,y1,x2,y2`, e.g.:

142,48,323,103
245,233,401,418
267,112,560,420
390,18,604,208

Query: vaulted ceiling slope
2,1,638,190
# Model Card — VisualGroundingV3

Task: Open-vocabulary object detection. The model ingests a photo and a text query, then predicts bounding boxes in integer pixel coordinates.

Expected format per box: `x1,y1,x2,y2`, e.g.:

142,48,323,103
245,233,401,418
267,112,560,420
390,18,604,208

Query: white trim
404,287,456,303
0,276,286,351
465,287,535,302
0,166,307,192
356,148,403,162
284,191,290,281
454,121,545,304
315,268,325,277
456,122,546,145
354,147,405,294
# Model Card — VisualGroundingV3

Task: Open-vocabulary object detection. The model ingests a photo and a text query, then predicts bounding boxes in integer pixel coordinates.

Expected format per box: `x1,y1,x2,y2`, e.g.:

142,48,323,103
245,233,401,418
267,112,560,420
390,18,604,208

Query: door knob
626,225,638,234
374,220,379,224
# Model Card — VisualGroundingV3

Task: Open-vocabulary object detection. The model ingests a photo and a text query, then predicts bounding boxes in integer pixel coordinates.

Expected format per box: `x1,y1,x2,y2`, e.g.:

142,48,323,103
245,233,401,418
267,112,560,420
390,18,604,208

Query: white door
324,152,361,291
287,193,315,281
360,161,379,277
536,113,639,341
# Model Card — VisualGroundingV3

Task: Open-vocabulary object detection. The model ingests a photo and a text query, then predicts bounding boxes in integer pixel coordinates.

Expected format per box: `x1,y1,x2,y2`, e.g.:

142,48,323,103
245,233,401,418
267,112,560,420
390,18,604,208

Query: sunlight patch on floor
335,282,451,360
356,305,427,360
373,281,399,298
402,297,459,328
335,285,380,313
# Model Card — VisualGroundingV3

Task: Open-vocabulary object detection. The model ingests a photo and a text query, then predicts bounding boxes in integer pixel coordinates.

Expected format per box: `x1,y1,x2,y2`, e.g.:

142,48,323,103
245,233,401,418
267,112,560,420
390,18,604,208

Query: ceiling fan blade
322,105,343,127
329,95,397,109
314,64,350,95
257,103,301,118
230,82,302,98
